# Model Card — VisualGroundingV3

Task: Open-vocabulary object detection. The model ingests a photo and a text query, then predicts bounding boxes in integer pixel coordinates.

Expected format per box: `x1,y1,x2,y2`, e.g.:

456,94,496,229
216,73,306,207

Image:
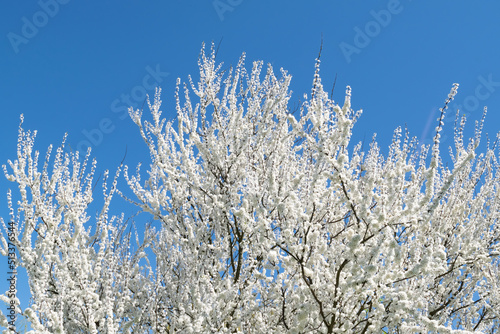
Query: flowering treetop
0,45,499,333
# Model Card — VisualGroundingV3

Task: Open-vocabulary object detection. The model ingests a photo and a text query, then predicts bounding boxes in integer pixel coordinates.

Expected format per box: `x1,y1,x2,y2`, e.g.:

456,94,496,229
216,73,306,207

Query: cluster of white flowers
1,45,499,333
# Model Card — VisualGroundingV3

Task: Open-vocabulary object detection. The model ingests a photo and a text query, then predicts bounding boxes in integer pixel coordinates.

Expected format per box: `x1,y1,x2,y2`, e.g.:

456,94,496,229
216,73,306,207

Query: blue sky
1,1,500,330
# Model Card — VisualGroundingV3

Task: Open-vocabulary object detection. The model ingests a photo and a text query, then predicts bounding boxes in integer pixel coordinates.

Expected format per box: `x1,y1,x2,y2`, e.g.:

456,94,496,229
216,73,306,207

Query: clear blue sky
1,1,500,330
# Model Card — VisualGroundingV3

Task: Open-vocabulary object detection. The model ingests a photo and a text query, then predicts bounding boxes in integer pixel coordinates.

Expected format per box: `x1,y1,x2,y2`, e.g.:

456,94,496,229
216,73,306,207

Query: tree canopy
1,45,500,333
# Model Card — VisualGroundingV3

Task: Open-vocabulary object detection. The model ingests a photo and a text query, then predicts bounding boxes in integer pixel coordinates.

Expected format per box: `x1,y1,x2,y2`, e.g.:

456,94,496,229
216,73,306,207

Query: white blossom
1,46,499,333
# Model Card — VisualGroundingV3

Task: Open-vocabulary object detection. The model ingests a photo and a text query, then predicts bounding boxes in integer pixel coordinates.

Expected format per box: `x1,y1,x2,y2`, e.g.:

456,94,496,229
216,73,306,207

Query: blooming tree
1,45,500,333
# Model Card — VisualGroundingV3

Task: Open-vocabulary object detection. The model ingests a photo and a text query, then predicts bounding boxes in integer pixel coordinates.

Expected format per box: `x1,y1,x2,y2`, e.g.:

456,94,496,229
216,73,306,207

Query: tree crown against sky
1,45,500,333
